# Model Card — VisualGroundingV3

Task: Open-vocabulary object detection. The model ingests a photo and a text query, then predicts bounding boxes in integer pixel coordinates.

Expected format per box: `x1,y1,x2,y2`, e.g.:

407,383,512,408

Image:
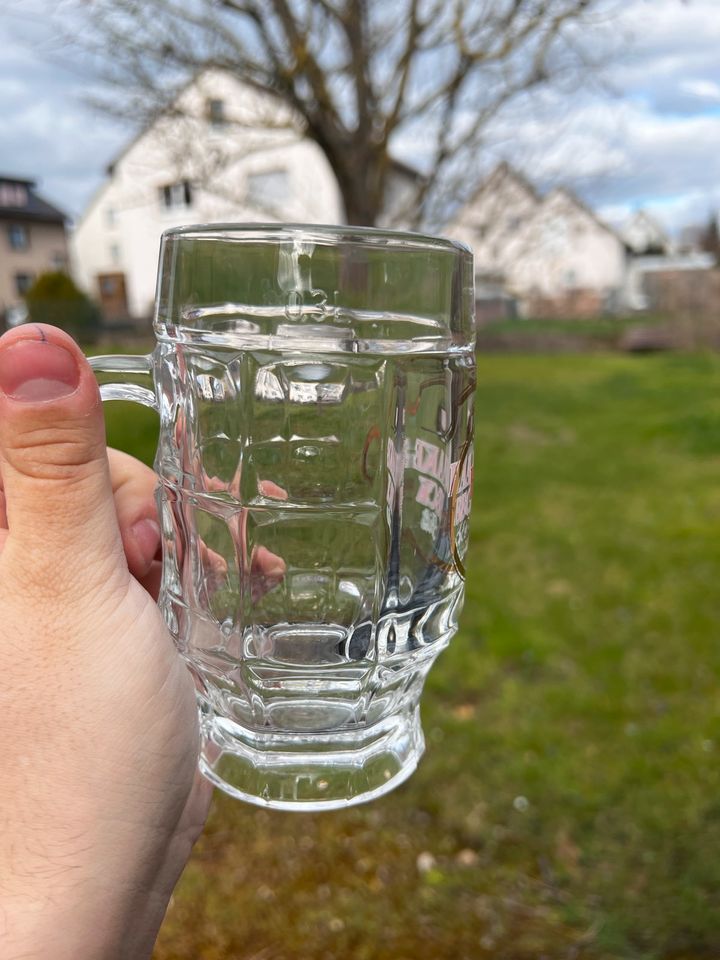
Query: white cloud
457,0,720,234
599,192,720,234
0,10,127,217
596,202,634,227
680,78,720,102
610,0,720,114
615,0,720,59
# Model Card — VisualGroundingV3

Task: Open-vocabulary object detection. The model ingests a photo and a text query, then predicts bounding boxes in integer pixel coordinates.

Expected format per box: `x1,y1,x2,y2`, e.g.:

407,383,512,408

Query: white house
620,210,671,255
445,163,539,279
74,71,374,321
445,162,628,316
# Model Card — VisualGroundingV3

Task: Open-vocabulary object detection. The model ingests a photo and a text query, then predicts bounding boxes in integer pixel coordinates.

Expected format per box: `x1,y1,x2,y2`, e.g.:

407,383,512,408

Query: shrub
24,271,101,344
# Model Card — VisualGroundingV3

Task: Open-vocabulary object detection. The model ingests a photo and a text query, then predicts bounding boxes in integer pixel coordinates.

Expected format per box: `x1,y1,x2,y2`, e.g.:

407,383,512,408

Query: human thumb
0,324,126,591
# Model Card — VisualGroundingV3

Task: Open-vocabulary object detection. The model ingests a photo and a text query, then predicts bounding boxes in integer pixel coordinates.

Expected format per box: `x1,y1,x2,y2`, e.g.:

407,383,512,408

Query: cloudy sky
1,0,719,233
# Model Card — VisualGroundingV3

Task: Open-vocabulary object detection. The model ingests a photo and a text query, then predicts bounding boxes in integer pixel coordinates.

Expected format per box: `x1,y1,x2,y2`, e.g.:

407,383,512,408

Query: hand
0,325,212,959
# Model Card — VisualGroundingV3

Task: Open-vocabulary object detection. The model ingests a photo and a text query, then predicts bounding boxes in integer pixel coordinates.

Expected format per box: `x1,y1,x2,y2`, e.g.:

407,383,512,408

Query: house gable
445,164,627,309
72,69,346,318
621,210,670,254
448,162,541,276
504,186,626,301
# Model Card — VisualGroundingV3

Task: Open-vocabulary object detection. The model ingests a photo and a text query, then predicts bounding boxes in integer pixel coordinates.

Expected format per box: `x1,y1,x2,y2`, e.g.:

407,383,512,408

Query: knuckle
3,423,105,483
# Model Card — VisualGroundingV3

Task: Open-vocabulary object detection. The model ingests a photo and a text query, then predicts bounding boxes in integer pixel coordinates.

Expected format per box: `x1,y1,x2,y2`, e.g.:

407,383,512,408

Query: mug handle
88,354,158,410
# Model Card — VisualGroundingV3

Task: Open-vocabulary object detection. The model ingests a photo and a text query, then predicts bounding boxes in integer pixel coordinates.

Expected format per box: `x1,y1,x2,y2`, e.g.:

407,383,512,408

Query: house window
206,98,226,127
564,269,577,288
51,252,67,271
246,169,290,207
109,242,121,265
8,223,29,250
159,180,193,209
15,272,34,296
0,183,28,207
106,206,117,227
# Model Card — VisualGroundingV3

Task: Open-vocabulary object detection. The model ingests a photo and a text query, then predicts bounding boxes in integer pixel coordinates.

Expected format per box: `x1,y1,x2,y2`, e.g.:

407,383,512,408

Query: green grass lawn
102,351,720,959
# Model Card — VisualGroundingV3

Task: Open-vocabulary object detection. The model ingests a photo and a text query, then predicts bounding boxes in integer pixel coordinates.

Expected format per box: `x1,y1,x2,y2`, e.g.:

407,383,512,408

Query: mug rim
161,221,472,257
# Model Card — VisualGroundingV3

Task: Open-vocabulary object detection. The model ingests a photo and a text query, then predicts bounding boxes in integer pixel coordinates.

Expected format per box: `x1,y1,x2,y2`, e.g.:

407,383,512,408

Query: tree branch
56,0,616,228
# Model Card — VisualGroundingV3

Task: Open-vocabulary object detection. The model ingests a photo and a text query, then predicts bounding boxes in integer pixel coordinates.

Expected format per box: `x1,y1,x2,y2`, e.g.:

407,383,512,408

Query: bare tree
61,0,614,228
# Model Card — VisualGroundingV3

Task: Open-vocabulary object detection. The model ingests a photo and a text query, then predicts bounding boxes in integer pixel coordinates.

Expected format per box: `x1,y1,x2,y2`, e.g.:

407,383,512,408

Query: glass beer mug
91,224,475,810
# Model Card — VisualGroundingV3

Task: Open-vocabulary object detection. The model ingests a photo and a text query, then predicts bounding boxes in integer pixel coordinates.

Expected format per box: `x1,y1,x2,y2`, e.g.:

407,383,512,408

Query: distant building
445,163,628,318
620,210,671,255
623,252,717,311
73,70,420,322
0,175,69,318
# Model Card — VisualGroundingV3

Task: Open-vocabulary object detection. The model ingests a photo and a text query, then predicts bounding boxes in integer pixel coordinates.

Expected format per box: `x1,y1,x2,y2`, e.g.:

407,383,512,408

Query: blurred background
2,1,720,956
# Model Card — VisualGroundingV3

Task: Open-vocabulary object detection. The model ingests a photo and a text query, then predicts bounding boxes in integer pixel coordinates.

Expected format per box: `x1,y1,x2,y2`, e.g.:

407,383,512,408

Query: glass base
198,704,425,811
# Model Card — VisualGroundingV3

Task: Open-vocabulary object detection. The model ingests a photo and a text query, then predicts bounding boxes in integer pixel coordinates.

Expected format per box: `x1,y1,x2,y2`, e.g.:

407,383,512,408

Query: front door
97,272,129,321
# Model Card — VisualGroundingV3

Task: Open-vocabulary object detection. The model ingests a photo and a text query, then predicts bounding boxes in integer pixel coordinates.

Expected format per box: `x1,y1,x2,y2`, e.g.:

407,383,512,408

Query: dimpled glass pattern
91,224,475,810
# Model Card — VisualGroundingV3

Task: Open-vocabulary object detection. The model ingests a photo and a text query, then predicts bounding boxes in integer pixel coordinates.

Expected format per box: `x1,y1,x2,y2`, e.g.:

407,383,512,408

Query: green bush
25,271,101,344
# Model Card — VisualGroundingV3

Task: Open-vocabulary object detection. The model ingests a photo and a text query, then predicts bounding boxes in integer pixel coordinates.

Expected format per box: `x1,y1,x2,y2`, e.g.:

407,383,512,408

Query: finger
0,325,127,598
107,447,161,580
138,559,163,602
250,545,286,602
200,541,229,594
257,479,288,501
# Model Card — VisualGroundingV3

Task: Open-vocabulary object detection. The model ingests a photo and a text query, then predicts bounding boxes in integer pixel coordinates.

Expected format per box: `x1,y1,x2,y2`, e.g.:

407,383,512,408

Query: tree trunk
305,120,384,227
341,189,381,227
